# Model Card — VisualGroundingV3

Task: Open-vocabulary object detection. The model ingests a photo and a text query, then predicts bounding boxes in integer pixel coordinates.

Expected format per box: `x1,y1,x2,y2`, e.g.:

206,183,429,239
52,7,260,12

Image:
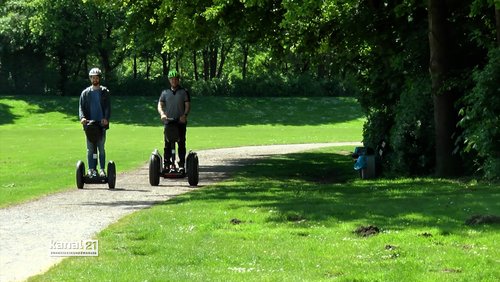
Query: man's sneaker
163,162,172,174
162,165,170,174
99,169,106,177
88,169,97,177
178,167,185,174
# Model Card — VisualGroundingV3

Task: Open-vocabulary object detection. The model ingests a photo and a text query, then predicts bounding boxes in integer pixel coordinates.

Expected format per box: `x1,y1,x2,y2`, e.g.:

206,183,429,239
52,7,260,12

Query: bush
186,74,356,97
458,48,500,180
109,78,166,97
360,72,435,177
389,75,434,176
188,78,232,97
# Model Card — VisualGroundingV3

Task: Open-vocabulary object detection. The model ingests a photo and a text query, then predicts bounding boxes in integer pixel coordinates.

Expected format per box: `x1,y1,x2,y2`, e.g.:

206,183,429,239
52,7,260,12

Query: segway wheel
149,154,161,186
186,151,199,186
107,161,116,189
76,160,85,189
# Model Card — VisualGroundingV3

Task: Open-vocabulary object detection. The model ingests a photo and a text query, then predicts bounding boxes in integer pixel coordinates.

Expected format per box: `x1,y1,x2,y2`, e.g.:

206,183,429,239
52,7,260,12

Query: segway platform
149,149,199,186
76,120,117,189
76,160,116,189
162,167,186,178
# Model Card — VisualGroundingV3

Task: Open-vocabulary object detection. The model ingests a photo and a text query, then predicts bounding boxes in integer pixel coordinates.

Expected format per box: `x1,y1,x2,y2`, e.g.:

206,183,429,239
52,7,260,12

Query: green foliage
188,78,232,96
1,0,498,179
362,108,393,154
389,75,434,176
108,78,166,97
185,74,358,97
358,4,430,176
458,48,500,180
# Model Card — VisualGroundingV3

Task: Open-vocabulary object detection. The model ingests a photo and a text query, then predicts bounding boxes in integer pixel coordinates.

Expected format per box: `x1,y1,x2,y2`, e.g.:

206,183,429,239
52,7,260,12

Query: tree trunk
84,57,88,78
161,52,169,78
133,54,137,79
242,44,248,79
96,24,125,82
202,47,209,81
98,49,112,80
496,7,500,45
193,50,199,81
428,0,461,177
317,57,326,79
145,55,152,80
209,44,218,79
74,58,84,79
57,49,68,96
217,43,230,79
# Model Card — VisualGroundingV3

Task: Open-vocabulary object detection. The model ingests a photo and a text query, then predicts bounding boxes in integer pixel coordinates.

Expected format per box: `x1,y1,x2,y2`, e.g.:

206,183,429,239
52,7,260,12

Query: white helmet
88,68,102,77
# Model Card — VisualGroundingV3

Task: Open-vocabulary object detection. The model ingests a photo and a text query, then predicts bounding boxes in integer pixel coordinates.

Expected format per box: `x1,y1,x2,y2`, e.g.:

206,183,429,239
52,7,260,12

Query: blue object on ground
354,155,367,170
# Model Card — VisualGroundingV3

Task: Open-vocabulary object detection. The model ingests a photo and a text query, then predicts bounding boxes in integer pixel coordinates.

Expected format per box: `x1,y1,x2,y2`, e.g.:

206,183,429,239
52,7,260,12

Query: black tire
107,161,116,189
76,160,85,189
186,152,199,186
149,154,160,186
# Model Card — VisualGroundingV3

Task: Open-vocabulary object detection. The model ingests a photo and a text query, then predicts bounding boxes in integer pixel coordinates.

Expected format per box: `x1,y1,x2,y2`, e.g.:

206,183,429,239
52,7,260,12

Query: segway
76,120,116,189
149,118,199,186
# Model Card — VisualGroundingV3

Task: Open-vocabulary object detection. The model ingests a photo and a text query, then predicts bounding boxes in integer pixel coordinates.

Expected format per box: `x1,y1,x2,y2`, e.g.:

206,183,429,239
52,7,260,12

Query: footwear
99,169,106,177
88,169,97,177
163,162,172,174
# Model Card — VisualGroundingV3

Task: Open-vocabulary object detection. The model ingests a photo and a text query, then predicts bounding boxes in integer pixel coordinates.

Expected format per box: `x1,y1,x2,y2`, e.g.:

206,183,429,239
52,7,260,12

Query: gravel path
0,142,360,282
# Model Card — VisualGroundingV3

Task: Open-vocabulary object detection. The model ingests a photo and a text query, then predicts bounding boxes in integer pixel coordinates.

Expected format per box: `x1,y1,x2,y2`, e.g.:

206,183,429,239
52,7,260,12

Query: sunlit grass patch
0,95,364,207
31,147,500,281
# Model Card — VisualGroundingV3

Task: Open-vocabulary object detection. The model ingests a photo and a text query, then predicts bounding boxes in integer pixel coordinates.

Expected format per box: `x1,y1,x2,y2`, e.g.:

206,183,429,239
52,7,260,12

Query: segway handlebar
85,120,102,126
163,117,179,124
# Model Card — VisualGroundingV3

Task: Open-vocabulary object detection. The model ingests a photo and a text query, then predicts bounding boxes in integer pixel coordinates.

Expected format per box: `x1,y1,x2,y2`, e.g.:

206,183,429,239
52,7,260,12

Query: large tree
428,0,461,176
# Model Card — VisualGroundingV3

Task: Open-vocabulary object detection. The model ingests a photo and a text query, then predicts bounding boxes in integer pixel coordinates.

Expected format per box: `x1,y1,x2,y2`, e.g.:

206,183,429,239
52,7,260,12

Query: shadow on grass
162,151,500,234
0,95,364,127
0,102,20,125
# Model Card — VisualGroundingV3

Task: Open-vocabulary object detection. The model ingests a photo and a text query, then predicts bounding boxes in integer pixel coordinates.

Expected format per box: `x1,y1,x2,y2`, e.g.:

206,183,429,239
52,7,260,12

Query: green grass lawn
2,95,498,281
0,95,364,207
29,147,499,281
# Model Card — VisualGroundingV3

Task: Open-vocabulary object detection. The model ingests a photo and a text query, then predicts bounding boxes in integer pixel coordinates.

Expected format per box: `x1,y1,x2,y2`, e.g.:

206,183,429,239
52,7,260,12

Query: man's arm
184,101,190,116
179,101,190,124
158,101,167,121
79,91,87,124
102,87,111,121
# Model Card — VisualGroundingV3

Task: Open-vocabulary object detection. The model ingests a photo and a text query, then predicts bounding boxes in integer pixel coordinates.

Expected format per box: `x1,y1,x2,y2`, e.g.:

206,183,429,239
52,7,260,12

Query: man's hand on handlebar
179,115,187,124
160,114,167,122
81,119,107,126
